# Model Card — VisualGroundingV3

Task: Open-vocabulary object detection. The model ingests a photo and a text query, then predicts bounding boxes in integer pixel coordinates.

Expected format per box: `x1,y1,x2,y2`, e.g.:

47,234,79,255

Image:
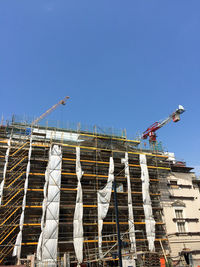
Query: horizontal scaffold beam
21,238,168,246
0,139,169,159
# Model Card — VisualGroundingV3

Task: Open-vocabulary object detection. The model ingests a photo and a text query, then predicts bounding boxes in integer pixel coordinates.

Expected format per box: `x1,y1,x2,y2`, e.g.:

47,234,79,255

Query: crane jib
141,105,185,142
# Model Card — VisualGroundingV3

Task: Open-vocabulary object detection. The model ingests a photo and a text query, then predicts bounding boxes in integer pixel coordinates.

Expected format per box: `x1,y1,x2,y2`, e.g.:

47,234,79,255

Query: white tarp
32,128,84,142
97,157,114,258
139,154,155,252
37,148,52,261
122,258,136,267
41,145,62,265
73,147,84,266
0,137,11,205
13,137,33,258
121,152,136,253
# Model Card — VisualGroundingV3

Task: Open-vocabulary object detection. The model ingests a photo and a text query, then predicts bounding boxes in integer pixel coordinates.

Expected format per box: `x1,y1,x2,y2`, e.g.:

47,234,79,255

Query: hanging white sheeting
97,157,114,258
0,137,11,205
41,145,62,266
139,154,155,252
33,128,84,143
121,152,136,253
73,147,84,266
36,147,52,261
13,137,33,258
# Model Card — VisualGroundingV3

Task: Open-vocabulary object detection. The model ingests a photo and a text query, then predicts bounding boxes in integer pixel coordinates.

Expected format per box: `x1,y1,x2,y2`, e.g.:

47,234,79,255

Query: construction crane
31,96,70,126
141,105,185,144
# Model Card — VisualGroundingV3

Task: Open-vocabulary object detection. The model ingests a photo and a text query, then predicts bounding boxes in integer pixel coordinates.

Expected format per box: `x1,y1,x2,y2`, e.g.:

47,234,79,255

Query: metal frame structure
0,120,170,266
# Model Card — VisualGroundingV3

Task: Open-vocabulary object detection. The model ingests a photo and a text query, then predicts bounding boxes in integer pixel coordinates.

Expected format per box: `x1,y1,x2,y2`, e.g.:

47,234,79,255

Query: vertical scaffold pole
113,179,123,267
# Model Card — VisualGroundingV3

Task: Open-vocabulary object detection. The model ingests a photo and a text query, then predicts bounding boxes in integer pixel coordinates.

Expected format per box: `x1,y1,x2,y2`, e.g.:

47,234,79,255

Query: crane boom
142,105,185,143
31,96,69,126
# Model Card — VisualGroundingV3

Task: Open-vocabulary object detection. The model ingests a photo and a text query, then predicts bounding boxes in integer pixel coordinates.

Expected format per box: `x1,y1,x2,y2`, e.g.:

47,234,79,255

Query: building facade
161,158,200,267
1,120,200,266
0,121,170,266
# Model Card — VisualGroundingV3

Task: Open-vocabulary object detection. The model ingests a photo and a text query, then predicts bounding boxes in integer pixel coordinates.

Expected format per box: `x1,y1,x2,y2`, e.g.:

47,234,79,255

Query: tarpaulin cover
122,152,136,253
13,137,32,258
0,137,11,205
139,154,155,252
73,147,84,266
36,145,62,266
37,167,49,260
97,157,114,258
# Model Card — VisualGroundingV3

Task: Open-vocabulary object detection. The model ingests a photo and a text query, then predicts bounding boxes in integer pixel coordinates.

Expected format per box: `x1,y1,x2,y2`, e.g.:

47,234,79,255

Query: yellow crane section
31,96,70,126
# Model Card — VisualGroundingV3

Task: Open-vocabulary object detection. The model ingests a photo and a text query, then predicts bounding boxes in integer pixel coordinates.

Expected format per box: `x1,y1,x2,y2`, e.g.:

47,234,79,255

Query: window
175,209,186,233
175,209,183,219
177,222,186,233
169,180,179,189
170,180,177,185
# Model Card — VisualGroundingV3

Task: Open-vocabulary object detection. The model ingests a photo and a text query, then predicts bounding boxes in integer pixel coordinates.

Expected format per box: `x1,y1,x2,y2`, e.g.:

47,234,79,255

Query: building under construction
0,118,171,266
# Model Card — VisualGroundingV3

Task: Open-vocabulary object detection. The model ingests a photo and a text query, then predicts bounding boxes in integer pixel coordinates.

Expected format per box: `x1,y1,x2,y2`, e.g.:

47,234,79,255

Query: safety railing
0,199,22,263
2,137,29,208
5,168,25,189
0,136,30,263
12,114,127,139
0,234,17,263
10,141,29,157
2,181,24,207
0,214,20,245
8,154,27,172
0,197,23,226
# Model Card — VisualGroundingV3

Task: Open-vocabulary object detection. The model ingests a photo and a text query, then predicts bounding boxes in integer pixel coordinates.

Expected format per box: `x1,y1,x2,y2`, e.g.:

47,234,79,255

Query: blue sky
0,1,199,174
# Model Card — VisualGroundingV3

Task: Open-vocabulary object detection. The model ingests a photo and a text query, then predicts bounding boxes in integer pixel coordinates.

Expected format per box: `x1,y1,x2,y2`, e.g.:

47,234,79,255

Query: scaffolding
0,120,170,266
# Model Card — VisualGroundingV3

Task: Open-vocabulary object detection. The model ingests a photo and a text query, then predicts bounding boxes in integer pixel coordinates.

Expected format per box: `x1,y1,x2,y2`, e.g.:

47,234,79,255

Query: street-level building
161,156,200,267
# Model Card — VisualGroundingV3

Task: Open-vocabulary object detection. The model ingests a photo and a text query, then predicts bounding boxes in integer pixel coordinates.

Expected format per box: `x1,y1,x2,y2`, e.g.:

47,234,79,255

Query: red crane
142,105,185,143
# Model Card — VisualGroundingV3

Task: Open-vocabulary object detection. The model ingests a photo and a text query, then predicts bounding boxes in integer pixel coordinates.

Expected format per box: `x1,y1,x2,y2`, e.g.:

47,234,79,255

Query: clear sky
0,1,200,174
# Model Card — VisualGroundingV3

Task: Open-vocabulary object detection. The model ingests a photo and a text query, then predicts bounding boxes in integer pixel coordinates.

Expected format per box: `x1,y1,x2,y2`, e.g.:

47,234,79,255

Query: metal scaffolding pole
113,179,123,267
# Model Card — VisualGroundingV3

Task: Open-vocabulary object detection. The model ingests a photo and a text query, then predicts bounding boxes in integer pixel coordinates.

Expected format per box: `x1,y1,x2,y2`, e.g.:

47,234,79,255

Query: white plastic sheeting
139,154,155,252
0,137,11,205
37,145,62,266
32,128,84,143
73,147,84,266
121,152,136,253
37,148,52,261
97,157,114,258
13,137,33,258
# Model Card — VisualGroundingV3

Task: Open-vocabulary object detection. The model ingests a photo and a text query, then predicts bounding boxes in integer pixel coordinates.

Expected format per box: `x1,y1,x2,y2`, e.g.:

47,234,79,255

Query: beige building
161,157,200,266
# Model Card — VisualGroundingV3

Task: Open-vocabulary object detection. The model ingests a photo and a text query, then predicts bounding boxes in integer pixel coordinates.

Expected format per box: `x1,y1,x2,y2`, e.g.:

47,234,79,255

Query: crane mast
31,96,70,127
142,105,185,143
